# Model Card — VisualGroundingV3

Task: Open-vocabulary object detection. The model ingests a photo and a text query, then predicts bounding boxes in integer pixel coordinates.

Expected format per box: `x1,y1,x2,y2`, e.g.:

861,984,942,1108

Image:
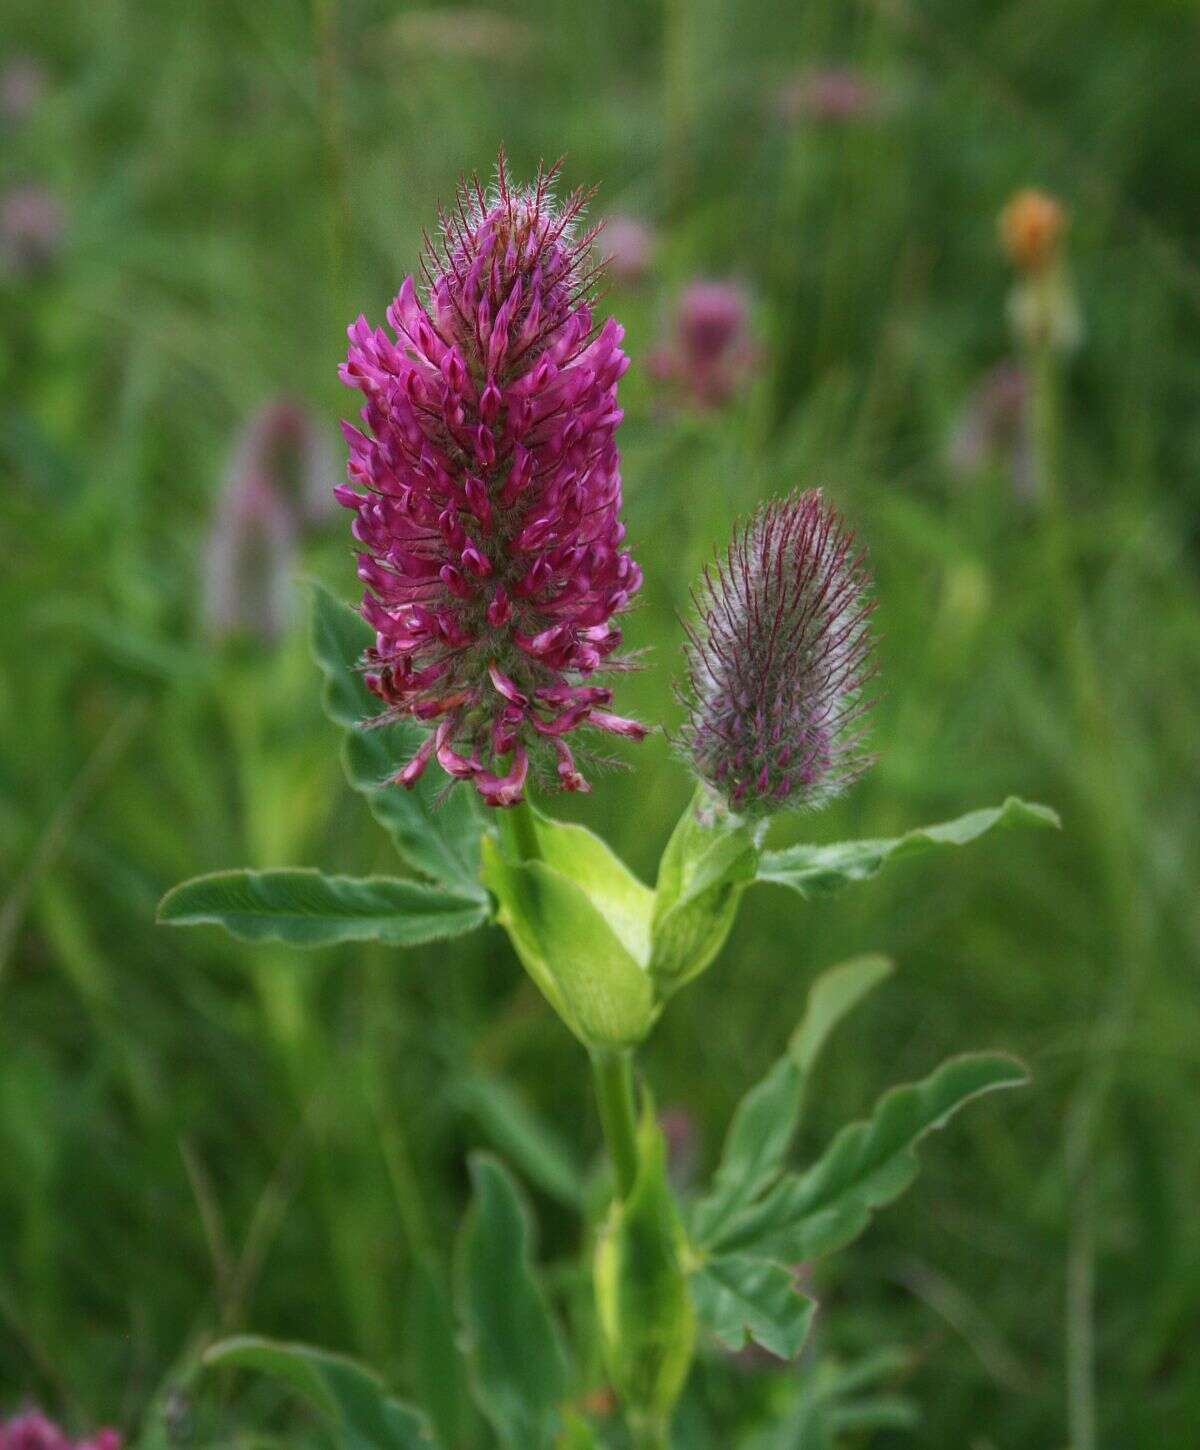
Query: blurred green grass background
3,0,1200,1444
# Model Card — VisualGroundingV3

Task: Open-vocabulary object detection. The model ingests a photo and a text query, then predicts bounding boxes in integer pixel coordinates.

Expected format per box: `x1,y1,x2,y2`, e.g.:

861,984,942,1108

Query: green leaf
480,819,658,1050
791,954,895,1074
691,956,893,1247
690,1255,816,1360
756,797,1060,898
450,1070,584,1209
649,787,759,994
407,1259,475,1450
458,1155,569,1450
310,582,485,899
711,1054,1028,1261
158,868,487,946
202,1336,434,1450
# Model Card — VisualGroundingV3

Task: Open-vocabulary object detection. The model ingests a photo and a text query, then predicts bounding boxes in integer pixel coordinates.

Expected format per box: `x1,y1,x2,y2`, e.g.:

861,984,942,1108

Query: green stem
591,1048,640,1201
630,1414,671,1450
495,797,542,863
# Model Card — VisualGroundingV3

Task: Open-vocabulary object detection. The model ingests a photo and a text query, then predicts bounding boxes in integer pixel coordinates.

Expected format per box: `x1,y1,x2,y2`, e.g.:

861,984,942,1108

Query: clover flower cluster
338,155,644,806
649,280,759,409
0,1409,120,1450
678,489,875,816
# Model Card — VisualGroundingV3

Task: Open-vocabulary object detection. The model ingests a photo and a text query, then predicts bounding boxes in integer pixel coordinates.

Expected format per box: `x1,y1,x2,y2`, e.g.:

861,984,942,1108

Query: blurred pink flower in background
659,1107,699,1189
776,66,886,125
602,215,655,287
227,397,336,528
0,56,49,125
0,1409,120,1450
202,398,332,644
947,362,1035,500
203,472,296,644
1,185,66,277
649,280,760,408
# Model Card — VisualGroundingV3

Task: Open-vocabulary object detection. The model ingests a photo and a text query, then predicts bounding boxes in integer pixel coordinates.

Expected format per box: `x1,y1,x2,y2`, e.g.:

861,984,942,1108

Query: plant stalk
495,796,542,863
591,1048,640,1201
631,1414,671,1450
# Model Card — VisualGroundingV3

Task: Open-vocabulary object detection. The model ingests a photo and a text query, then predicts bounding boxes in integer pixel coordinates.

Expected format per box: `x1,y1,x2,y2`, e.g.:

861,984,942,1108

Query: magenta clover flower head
678,489,876,817
337,154,645,808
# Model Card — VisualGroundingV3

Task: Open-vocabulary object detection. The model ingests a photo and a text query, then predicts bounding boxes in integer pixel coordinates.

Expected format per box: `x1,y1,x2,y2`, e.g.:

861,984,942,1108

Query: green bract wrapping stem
594,1104,696,1439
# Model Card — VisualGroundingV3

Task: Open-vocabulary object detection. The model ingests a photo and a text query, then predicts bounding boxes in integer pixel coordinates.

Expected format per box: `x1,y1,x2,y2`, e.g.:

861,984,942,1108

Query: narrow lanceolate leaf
711,1054,1028,1261
158,868,487,947
691,956,893,1247
202,1336,434,1450
310,581,485,900
690,1256,817,1360
756,797,1060,898
458,1155,568,1450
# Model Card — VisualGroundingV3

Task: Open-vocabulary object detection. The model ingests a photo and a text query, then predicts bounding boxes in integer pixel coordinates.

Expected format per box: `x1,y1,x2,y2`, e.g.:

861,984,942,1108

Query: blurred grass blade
711,1054,1029,1260
756,798,1060,897
158,867,487,946
451,1070,584,1209
690,1254,816,1359
692,955,893,1245
458,1155,568,1450
310,581,485,898
202,1335,435,1448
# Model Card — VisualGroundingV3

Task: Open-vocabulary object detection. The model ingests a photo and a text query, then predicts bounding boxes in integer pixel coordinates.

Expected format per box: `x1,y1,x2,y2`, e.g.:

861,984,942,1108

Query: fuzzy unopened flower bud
999,188,1066,275
678,490,875,816
338,153,643,806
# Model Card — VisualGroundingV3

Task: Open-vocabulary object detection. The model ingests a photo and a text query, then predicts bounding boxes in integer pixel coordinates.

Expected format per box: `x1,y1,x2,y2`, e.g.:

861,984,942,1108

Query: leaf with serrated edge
691,956,893,1247
690,1256,817,1360
457,1155,568,1450
158,868,487,947
711,1054,1028,1260
757,797,1060,898
310,581,485,899
202,1336,433,1450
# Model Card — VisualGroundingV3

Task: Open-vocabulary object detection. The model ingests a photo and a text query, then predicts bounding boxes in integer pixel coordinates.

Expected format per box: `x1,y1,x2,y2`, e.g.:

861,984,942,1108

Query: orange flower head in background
999,188,1067,275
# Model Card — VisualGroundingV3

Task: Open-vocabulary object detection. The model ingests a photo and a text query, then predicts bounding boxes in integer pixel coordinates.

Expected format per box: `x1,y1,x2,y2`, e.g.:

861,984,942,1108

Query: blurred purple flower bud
658,1107,699,1189
678,490,876,817
0,1410,120,1450
776,66,886,125
947,363,1036,501
203,469,296,645
338,152,643,806
229,397,335,528
0,57,49,125
1,185,65,277
650,280,760,409
0,1411,70,1450
602,215,655,287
